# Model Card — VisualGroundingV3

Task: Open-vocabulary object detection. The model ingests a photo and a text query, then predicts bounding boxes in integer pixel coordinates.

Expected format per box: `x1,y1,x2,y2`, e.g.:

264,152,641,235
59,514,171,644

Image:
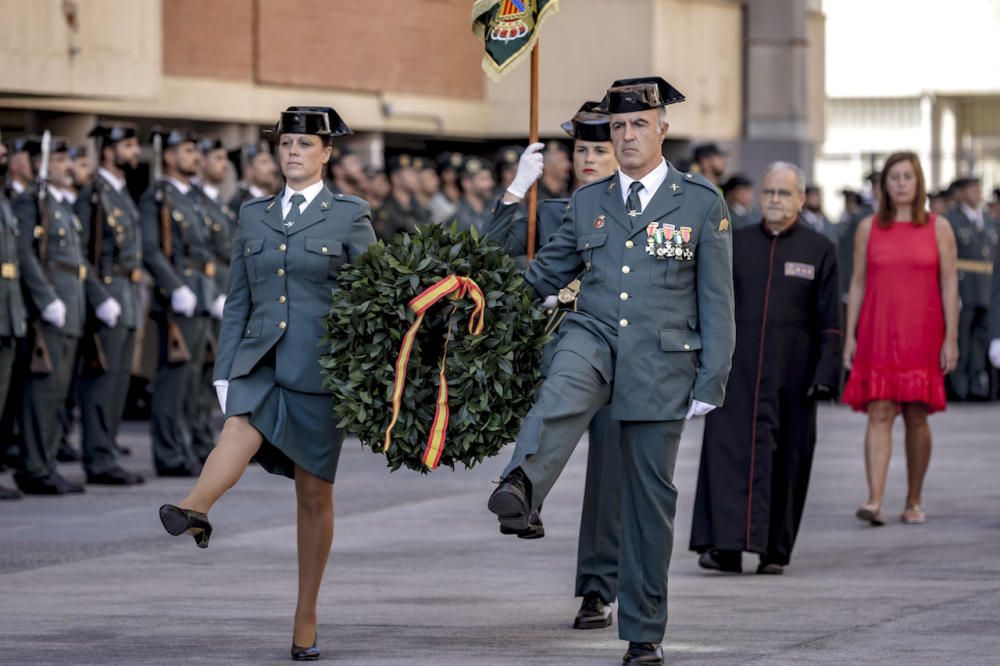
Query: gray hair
763,161,805,193
657,106,669,130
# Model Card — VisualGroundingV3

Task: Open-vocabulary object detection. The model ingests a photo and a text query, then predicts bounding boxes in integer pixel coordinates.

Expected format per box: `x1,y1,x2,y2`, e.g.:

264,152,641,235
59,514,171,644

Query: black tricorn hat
198,137,225,154
460,155,493,176
263,106,352,138
386,154,414,175
693,143,728,161
149,128,198,149
951,175,981,190
436,151,464,173
560,101,611,142
89,122,138,145
23,135,70,157
598,76,685,114
494,145,523,168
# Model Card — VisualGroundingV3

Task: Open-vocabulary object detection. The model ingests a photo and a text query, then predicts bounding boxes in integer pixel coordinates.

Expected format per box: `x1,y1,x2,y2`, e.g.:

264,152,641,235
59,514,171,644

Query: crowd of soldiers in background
0,128,996,501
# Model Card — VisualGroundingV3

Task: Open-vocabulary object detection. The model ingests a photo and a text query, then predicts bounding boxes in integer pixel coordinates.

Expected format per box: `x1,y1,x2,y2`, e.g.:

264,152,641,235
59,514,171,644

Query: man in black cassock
690,162,842,575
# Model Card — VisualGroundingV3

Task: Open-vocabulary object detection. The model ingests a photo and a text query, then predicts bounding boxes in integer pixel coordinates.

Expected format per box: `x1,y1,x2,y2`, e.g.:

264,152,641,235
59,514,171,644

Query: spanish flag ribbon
384,275,486,469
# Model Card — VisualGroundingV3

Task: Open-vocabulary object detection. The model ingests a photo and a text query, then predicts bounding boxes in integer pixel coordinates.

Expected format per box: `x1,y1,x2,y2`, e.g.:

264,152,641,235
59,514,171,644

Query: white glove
171,286,197,317
990,339,1000,369
214,379,229,413
41,299,67,329
210,294,226,321
685,399,716,420
95,298,121,328
542,295,559,310
506,142,546,199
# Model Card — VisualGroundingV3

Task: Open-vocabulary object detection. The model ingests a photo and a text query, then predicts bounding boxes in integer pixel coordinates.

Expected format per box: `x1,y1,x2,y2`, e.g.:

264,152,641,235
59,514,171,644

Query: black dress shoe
499,509,545,539
757,561,784,575
290,639,320,661
14,473,66,495
156,463,202,478
53,473,86,494
87,466,145,486
573,591,613,629
622,642,663,664
0,483,23,500
56,445,81,463
159,504,213,548
487,468,531,532
698,548,742,573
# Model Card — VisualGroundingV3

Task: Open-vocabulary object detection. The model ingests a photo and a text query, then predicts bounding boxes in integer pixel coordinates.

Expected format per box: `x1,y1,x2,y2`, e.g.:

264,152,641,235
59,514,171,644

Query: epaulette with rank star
682,170,723,197
333,192,368,208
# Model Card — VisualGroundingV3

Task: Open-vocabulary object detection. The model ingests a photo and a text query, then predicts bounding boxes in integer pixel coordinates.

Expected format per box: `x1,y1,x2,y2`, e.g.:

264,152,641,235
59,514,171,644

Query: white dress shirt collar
98,167,126,193
46,185,65,203
961,203,984,229
618,158,669,211
281,179,325,218
249,184,265,199
162,176,191,195
201,183,220,203
9,179,25,195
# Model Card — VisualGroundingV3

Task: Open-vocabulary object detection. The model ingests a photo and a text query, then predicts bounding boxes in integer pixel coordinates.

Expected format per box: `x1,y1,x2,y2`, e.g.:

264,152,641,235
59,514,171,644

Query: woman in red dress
842,152,959,525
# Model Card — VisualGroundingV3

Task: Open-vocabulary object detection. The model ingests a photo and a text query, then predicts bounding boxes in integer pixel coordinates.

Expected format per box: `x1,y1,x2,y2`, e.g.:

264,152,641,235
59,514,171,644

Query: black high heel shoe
159,504,213,549
290,637,320,661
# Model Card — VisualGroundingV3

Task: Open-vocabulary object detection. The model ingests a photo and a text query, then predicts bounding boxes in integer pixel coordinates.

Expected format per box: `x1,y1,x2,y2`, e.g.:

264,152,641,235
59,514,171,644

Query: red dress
843,214,947,413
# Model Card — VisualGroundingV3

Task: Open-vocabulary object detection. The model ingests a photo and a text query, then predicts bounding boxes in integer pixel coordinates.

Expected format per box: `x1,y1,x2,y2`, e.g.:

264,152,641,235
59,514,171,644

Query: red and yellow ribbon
384,275,486,469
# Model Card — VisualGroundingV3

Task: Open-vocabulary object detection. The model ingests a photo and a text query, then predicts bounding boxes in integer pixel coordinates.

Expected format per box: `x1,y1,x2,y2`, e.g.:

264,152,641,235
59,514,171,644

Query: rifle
152,133,191,365
30,132,53,375
81,180,109,377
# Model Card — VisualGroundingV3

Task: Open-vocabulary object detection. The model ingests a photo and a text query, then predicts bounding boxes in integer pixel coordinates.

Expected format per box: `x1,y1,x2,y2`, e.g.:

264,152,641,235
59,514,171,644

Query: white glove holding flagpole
506,142,546,199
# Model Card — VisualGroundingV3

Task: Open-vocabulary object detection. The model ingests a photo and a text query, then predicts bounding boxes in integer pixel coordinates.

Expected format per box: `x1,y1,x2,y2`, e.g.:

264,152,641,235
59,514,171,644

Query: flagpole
526,42,539,260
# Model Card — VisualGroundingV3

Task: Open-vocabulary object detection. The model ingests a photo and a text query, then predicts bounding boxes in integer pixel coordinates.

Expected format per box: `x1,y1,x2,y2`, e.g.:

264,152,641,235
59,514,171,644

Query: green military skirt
225,351,344,483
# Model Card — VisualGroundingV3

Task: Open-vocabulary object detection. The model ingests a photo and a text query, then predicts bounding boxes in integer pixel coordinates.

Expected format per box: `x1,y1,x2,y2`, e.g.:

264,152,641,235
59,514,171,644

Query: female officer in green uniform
159,106,376,661
483,102,625,630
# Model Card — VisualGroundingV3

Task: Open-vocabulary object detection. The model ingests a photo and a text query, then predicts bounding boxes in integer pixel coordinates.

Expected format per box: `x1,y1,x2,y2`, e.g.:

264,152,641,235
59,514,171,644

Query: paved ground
1,403,999,665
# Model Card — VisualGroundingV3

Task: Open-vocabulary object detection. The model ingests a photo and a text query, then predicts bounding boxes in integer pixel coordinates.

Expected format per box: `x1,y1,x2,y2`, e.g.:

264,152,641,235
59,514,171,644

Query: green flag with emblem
471,0,560,81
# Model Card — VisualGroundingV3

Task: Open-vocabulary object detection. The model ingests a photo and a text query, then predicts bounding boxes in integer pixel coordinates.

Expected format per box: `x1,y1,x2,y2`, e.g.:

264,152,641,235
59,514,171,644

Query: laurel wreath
319,223,548,473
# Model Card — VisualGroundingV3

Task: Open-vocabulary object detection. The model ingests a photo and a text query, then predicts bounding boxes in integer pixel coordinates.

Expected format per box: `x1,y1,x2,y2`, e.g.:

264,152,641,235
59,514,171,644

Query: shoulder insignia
719,218,729,232
683,170,725,197
334,193,367,207
243,195,274,208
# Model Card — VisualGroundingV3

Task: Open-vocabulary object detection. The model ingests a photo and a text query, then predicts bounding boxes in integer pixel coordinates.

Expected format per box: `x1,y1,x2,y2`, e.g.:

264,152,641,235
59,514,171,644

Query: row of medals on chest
593,214,693,261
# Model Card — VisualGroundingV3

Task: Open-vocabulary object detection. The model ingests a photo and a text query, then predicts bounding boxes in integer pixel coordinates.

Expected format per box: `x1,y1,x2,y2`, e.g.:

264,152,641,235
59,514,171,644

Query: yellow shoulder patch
719,218,730,232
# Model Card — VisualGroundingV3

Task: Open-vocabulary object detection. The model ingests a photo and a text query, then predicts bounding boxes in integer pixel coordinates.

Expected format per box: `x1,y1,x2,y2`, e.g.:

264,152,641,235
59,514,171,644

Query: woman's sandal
855,504,886,526
900,505,926,524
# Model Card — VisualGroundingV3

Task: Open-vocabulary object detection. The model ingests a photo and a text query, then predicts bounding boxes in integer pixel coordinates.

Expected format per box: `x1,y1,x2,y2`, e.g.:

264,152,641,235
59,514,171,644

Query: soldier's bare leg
292,465,334,649
180,416,262,513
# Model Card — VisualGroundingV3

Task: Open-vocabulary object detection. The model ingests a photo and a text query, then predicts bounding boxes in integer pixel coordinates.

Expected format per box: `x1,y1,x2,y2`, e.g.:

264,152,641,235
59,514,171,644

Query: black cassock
690,220,842,564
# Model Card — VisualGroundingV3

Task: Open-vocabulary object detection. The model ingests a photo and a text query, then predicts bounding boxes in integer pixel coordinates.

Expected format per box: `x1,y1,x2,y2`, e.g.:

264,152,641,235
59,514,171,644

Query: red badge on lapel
594,215,606,229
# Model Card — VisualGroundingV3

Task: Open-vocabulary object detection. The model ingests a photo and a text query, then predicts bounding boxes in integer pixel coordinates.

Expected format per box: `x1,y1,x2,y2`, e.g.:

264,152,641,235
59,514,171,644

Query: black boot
622,642,663,664
0,483,22,500
573,591,613,629
499,508,544,539
697,548,742,573
487,468,531,532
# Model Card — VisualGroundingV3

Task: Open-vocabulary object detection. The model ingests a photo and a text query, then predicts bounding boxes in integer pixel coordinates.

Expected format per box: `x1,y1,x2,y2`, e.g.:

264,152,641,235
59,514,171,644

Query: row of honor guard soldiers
0,124,237,499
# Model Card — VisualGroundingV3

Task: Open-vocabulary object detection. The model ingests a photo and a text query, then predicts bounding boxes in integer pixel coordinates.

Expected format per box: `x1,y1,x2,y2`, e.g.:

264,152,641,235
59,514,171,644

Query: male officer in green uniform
454,156,495,233
373,155,429,240
946,176,998,400
487,77,735,665
73,122,145,485
13,136,117,495
191,137,234,461
228,143,280,213
140,129,218,477
0,137,28,499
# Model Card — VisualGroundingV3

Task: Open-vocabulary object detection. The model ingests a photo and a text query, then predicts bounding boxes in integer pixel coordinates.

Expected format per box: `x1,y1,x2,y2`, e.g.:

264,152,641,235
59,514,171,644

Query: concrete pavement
1,403,999,665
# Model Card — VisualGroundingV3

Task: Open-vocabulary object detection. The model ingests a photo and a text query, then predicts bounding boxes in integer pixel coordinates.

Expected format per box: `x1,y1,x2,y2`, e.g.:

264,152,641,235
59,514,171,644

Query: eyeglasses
762,188,795,199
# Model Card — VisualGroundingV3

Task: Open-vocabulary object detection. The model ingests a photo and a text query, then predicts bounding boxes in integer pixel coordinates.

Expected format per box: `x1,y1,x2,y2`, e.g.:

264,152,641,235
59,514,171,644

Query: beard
115,156,138,176
0,162,7,178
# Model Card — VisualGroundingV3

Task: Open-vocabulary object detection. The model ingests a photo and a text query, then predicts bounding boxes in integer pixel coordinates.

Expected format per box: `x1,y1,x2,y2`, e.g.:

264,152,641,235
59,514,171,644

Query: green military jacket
525,165,735,421
214,186,376,394
0,193,27,338
75,174,144,330
947,205,998,308
484,197,569,267
194,186,235,294
14,187,109,338
139,179,219,315
373,195,428,241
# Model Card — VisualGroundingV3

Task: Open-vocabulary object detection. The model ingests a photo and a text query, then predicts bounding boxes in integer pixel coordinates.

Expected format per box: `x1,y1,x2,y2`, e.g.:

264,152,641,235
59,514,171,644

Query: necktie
284,193,306,228
626,181,643,218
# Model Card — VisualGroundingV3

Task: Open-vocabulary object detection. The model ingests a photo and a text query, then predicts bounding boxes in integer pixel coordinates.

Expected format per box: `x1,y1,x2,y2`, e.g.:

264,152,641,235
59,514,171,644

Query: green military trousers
151,314,209,473
19,326,78,480
575,407,622,605
506,349,683,643
80,325,136,475
189,319,220,462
